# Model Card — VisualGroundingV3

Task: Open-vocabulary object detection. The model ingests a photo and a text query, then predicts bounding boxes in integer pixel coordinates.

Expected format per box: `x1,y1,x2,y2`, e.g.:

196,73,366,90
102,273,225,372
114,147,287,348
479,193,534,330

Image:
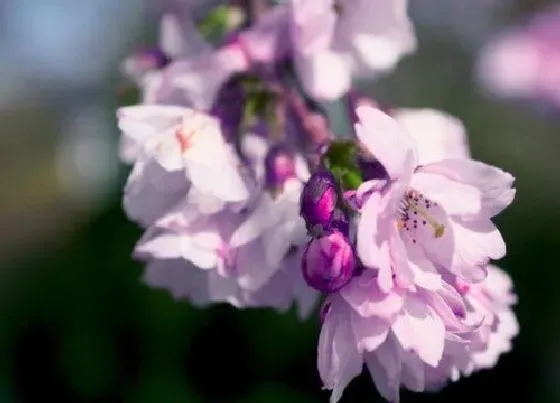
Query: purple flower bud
300,171,337,230
301,231,355,293
264,145,296,187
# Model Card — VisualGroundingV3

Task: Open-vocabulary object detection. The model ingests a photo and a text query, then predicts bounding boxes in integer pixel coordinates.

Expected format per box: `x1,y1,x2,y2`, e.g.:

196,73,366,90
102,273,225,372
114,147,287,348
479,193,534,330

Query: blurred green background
1,0,559,402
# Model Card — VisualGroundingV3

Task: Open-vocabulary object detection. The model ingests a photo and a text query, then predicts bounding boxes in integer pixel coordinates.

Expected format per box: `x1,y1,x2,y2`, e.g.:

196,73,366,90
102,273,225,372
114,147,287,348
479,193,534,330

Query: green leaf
321,140,363,190
198,6,231,42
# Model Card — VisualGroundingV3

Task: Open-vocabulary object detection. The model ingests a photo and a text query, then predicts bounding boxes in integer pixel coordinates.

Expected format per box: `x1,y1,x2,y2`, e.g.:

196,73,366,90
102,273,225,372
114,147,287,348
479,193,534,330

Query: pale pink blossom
289,0,416,100
318,269,477,402
135,184,317,315
355,106,515,291
117,105,250,226
229,150,310,271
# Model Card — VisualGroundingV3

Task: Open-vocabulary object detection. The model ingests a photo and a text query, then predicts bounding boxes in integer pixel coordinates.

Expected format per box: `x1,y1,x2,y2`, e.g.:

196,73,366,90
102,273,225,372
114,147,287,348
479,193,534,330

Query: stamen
175,112,209,153
398,190,445,239
175,128,194,153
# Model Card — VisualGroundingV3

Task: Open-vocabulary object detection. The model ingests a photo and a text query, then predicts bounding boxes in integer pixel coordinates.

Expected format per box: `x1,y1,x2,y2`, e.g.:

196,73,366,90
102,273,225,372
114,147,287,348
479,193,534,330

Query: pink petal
183,232,221,269
418,217,504,283
356,192,393,292
393,108,470,164
134,228,183,260
354,106,418,180
239,3,290,63
154,129,185,172
207,270,242,307
117,105,185,130
420,159,515,218
318,297,363,403
451,218,506,276
290,0,336,54
340,271,405,319
143,259,193,299
404,239,442,290
230,195,275,247
400,351,426,392
410,171,482,216
236,240,279,290
420,285,473,333
365,336,402,402
159,12,210,59
185,156,249,202
294,50,352,100
392,295,445,367
350,310,390,352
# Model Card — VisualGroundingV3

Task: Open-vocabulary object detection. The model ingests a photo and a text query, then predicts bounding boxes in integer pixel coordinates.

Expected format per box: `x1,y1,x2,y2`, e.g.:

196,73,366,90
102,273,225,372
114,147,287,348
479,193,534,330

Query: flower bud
300,171,338,232
301,231,355,293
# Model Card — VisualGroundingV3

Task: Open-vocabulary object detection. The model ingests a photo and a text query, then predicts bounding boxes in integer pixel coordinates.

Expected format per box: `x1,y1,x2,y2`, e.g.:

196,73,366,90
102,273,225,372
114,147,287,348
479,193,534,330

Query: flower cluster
308,105,517,402
116,1,518,402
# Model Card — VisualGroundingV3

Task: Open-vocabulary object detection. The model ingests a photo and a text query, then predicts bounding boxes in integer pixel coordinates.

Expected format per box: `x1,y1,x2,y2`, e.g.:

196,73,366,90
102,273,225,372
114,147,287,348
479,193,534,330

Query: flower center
397,190,445,242
175,112,208,154
175,127,195,153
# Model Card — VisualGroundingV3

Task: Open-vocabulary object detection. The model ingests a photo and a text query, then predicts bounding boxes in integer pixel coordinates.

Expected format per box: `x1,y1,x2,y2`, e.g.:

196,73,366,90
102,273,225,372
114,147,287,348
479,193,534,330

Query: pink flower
317,263,518,402
126,126,319,316
117,105,250,226
289,0,416,100
135,187,318,316
355,106,515,291
318,269,477,402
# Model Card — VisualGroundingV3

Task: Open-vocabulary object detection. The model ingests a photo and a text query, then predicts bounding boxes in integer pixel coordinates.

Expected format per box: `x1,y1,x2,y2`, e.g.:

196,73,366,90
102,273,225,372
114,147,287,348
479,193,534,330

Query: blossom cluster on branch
116,0,518,401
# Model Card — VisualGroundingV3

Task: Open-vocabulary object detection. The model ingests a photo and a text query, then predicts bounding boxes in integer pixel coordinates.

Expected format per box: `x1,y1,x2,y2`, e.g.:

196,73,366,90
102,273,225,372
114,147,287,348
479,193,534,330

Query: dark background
0,0,558,402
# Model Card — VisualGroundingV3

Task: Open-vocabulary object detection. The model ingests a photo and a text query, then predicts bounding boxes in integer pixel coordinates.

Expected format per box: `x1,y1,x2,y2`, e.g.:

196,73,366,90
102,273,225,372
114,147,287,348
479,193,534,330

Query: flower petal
420,159,516,218
392,295,445,367
354,106,418,180
365,336,402,402
341,270,405,319
410,171,481,216
134,228,183,260
393,108,470,164
318,296,363,403
351,310,390,353
294,50,352,100
185,150,249,202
